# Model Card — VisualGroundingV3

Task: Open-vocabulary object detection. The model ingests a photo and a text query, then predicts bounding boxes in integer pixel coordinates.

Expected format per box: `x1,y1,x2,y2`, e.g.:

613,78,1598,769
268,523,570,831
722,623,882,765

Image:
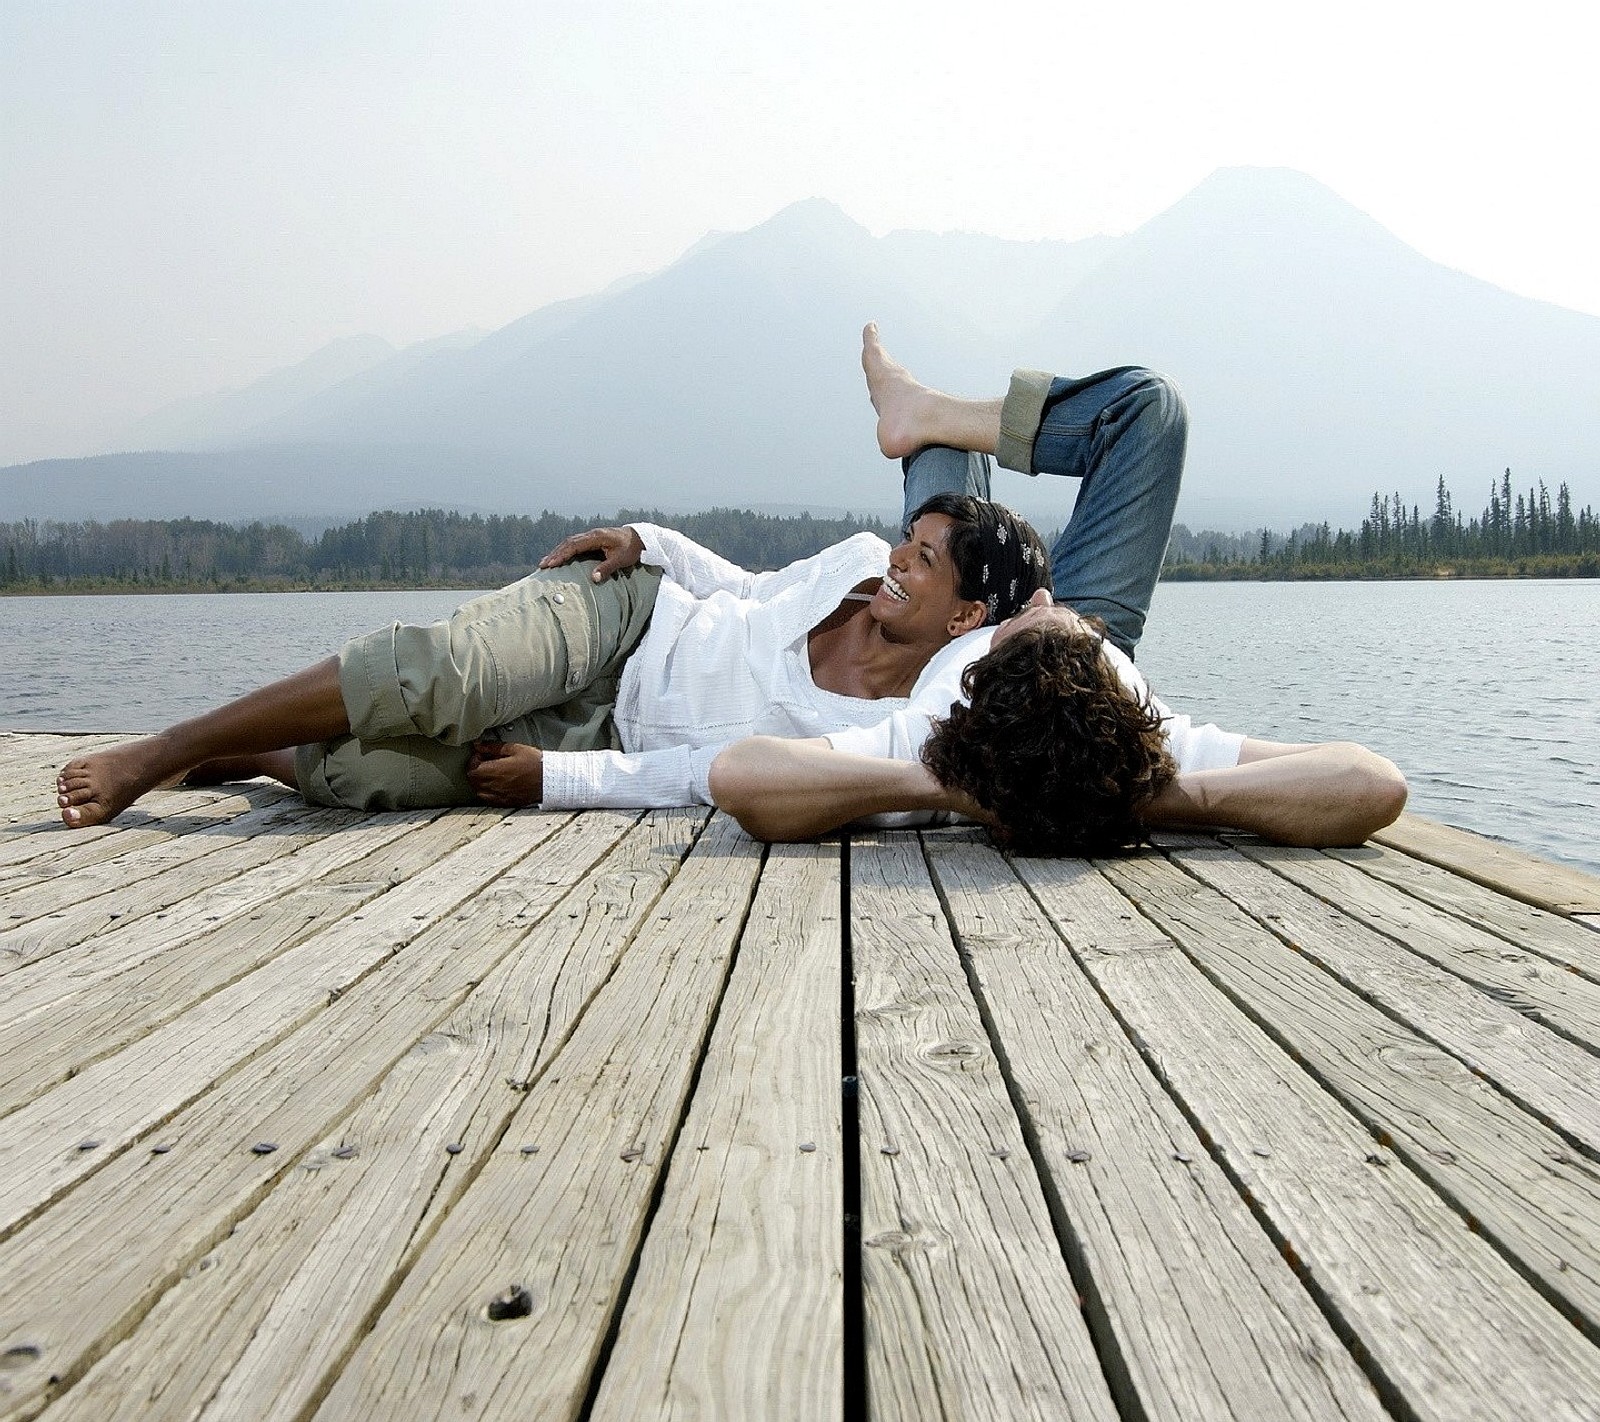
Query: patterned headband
969,501,1051,624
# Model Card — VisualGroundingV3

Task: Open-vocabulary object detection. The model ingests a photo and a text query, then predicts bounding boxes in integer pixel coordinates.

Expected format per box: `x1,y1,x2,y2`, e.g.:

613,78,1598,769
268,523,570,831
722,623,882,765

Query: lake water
3,580,1597,876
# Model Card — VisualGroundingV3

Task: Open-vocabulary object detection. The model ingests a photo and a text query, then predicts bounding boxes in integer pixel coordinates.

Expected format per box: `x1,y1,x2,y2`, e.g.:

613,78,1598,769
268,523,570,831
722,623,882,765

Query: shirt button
552,593,564,604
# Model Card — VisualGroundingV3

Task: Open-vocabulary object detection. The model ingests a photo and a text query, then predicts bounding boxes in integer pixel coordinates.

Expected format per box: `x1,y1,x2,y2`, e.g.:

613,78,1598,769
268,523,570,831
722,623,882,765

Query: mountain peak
1160,165,1382,236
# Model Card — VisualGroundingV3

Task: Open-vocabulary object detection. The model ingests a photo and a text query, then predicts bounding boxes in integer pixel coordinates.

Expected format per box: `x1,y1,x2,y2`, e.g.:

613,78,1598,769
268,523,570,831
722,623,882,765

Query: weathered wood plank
0,794,317,931
1090,846,1600,1331
41,810,700,1422
0,809,636,1421
0,804,453,1027
308,814,763,1422
925,837,1389,1422
0,784,262,885
1328,843,1600,979
590,843,844,1422
0,778,290,848
1237,843,1600,1050
1067,851,1600,1422
0,801,358,976
1375,813,1600,916
850,834,1118,1422
0,810,566,1238
0,809,474,1120
1174,848,1600,1154
0,779,271,866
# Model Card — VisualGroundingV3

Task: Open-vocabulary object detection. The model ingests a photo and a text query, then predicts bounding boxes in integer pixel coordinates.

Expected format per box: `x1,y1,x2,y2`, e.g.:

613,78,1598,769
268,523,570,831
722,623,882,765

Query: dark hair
921,620,1176,855
908,494,1051,625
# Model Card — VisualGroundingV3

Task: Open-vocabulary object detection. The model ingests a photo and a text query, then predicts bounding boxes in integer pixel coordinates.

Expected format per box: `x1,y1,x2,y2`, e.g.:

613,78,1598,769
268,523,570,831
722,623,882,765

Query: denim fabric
902,367,1186,657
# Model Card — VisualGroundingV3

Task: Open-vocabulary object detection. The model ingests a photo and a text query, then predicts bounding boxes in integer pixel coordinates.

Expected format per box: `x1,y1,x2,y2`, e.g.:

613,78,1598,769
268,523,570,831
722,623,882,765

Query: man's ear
948,599,988,638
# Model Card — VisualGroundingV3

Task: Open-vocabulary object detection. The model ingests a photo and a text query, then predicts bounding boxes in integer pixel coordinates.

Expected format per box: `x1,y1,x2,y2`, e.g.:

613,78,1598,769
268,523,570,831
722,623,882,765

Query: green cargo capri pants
295,562,663,810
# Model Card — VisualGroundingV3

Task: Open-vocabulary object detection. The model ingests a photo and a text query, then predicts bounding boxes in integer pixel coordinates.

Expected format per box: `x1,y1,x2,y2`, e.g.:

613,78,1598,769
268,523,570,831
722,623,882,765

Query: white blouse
539,523,1243,811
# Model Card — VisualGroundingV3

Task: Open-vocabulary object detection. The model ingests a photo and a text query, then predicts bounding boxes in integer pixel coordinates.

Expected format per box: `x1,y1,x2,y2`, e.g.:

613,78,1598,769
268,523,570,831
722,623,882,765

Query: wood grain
0,809,631,1421
591,842,844,1422
929,838,1387,1421
1375,813,1600,915
42,810,697,1422
1080,851,1600,1421
851,834,1118,1422
310,814,763,1422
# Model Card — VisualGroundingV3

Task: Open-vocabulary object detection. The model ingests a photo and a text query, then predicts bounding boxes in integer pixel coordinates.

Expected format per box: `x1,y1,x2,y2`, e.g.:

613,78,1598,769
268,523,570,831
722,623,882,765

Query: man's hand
467,740,544,807
538,526,645,582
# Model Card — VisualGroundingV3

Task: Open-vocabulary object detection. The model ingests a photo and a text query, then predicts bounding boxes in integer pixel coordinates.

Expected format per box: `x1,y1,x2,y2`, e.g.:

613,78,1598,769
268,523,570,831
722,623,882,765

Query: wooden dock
1,729,1598,1421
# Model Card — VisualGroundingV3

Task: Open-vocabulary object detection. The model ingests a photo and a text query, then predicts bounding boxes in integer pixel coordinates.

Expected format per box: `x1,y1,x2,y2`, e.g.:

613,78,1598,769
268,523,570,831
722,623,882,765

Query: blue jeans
902,366,1186,657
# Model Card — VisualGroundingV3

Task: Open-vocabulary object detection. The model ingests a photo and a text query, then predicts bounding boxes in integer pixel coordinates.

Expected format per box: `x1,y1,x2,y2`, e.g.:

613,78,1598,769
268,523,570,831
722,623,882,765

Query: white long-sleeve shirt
539,524,1243,810
826,626,1244,772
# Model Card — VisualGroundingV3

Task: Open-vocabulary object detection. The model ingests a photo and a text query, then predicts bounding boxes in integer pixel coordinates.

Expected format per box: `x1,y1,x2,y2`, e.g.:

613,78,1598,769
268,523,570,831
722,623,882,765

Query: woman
56,491,1050,827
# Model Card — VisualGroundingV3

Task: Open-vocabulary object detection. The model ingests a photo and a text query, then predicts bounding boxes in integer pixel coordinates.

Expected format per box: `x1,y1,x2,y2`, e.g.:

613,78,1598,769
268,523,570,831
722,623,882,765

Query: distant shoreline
6,565,1600,597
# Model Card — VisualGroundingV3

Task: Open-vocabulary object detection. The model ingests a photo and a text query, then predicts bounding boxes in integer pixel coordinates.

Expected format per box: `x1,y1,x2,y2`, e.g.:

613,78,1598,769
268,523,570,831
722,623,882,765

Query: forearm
709,736,981,841
1142,740,1407,847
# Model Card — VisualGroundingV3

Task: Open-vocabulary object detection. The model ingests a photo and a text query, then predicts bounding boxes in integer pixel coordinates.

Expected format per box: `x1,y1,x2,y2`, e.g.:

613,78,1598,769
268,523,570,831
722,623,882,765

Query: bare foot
57,740,180,828
861,322,940,459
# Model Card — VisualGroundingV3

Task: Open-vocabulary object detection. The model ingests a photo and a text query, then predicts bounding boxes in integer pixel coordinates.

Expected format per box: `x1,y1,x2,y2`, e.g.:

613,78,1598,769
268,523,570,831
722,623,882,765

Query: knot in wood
864,1230,923,1256
924,1040,979,1063
486,1284,534,1321
1,1343,43,1371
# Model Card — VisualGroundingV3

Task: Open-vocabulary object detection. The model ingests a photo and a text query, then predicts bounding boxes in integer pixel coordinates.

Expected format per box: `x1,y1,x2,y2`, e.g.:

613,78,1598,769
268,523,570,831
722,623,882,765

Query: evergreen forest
3,471,1597,593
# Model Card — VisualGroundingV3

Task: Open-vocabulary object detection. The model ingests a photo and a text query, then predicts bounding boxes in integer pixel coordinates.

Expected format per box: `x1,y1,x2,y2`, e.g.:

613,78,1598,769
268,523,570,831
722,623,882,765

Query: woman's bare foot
860,323,1003,460
57,739,184,828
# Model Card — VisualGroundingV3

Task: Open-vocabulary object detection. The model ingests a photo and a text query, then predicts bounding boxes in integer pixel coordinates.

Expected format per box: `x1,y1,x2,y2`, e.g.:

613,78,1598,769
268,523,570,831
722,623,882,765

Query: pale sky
4,0,1598,466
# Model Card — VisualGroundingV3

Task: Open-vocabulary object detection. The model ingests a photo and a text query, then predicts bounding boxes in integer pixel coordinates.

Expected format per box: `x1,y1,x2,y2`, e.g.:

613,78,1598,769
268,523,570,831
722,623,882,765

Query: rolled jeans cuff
995,368,1054,475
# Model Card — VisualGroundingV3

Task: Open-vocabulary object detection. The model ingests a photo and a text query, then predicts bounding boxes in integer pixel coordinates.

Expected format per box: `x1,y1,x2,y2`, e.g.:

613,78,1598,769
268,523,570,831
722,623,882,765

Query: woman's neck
806,593,942,700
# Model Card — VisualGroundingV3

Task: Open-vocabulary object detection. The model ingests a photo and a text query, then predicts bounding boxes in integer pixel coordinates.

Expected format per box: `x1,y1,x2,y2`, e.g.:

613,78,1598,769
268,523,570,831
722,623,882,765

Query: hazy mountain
1019,166,1600,526
118,334,400,452
6,169,1598,533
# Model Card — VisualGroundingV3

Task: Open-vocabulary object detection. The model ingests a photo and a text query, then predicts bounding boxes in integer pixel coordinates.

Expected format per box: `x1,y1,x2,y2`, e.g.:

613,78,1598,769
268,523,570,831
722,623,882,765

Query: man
707,326,1407,850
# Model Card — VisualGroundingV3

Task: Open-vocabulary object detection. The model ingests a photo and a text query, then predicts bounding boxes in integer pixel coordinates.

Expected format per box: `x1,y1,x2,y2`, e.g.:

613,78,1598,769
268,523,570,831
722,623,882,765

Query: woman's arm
1141,738,1407,847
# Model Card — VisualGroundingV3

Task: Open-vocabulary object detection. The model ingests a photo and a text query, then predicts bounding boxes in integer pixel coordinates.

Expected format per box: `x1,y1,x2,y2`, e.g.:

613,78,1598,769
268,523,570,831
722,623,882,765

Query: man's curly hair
921,620,1176,856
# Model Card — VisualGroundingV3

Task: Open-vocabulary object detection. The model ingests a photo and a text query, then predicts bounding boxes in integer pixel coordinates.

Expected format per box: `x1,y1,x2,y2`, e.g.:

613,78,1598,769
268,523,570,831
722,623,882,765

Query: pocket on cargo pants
335,563,662,746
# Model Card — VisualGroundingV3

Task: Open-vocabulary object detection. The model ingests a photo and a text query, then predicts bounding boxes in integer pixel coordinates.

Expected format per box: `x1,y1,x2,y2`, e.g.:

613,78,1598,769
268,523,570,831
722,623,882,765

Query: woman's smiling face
872,513,986,647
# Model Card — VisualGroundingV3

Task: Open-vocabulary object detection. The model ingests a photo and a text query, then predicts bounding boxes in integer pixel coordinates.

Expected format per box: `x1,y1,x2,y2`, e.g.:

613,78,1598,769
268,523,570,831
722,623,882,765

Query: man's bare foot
57,740,182,828
861,322,941,459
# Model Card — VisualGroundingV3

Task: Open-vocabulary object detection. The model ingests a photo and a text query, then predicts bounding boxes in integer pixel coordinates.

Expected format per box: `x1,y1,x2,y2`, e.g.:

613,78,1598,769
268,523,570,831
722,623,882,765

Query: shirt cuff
540,745,722,809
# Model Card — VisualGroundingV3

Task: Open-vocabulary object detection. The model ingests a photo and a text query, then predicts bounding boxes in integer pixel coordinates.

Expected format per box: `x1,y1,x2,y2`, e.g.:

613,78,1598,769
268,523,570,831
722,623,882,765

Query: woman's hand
538,526,645,582
467,740,544,807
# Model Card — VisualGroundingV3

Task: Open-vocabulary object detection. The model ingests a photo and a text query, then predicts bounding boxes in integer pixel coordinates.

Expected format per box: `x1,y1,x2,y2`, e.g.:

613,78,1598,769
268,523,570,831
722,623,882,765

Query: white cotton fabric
539,524,1243,810
540,524,933,807
826,625,1244,774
